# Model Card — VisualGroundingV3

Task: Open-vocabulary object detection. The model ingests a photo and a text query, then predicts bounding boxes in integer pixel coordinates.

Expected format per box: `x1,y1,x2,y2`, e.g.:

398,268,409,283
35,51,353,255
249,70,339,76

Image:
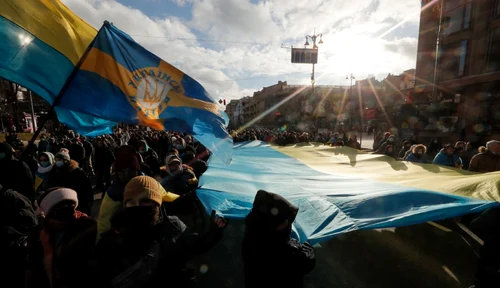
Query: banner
197,142,499,244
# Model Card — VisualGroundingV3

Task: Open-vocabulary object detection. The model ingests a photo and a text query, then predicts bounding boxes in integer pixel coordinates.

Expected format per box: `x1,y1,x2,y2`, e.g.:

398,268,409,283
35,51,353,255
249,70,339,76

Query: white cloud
191,0,281,44
168,0,191,6
62,0,421,100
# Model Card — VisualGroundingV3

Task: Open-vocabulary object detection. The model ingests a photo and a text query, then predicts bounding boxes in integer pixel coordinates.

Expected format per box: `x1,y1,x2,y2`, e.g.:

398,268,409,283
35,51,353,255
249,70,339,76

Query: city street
360,132,375,150
197,220,480,288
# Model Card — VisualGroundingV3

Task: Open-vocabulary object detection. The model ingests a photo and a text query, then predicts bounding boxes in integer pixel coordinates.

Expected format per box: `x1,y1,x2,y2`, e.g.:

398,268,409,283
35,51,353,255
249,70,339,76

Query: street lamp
305,30,324,93
346,73,355,98
305,33,323,49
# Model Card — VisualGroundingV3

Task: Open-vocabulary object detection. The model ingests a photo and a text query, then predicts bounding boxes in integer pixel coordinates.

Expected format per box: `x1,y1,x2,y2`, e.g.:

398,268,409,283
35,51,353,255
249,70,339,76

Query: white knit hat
39,188,79,216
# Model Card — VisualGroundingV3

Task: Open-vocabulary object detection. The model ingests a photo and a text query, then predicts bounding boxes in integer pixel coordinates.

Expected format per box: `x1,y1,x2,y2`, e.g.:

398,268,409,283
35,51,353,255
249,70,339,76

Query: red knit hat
114,145,140,172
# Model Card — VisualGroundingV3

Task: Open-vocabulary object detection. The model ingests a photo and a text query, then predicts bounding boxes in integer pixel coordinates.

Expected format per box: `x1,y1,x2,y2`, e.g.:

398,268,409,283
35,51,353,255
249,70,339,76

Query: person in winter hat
160,155,198,196
35,152,55,192
41,149,94,215
97,145,179,241
182,146,207,179
27,187,96,288
242,190,315,288
432,143,463,168
137,140,161,177
94,176,227,288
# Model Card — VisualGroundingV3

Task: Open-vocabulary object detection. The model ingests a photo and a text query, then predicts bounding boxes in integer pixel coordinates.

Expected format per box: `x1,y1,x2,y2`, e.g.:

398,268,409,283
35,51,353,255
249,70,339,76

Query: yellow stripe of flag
0,0,97,65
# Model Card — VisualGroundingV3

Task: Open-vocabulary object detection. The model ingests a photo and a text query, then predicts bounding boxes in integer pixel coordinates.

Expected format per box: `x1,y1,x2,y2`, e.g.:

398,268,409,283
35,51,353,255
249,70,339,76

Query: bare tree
0,78,21,132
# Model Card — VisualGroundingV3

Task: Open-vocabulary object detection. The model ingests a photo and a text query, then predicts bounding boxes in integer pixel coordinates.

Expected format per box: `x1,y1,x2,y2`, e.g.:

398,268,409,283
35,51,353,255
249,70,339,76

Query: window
487,27,500,72
440,40,468,80
443,0,472,35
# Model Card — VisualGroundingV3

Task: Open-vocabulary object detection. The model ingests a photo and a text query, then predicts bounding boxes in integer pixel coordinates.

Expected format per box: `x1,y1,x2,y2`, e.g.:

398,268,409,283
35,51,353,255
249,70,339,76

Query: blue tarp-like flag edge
197,141,499,245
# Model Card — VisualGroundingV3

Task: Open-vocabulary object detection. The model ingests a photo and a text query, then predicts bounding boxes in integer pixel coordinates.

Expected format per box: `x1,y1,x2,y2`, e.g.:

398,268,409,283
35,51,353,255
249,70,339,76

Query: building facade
225,100,237,129
415,0,500,141
0,78,49,132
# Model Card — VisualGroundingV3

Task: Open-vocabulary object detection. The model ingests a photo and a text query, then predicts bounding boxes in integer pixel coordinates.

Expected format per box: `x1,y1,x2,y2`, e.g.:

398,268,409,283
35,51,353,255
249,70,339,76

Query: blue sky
118,0,192,19
63,0,421,100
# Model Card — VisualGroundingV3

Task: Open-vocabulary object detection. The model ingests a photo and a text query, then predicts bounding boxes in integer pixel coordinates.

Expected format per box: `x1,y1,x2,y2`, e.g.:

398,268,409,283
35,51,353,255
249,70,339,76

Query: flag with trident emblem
56,21,233,164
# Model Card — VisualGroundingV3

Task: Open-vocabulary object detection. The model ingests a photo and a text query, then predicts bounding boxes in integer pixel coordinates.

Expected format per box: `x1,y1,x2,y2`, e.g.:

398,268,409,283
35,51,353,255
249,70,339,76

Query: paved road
196,220,479,288
360,132,375,150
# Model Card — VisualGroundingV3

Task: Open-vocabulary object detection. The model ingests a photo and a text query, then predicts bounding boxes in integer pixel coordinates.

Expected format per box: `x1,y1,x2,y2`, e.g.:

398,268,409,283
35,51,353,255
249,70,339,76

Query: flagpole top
103,20,112,27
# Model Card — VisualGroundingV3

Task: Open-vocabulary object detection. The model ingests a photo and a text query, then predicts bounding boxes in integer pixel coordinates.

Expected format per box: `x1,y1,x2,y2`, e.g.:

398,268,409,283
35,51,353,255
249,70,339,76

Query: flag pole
21,23,106,160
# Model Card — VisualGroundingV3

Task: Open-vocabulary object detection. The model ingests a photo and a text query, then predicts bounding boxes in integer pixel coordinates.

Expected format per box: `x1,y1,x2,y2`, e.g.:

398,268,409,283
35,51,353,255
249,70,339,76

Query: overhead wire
129,34,419,47
200,72,307,83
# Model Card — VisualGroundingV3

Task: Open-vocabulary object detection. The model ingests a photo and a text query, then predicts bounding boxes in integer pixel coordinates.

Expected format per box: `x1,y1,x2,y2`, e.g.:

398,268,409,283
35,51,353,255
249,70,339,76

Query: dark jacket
69,142,86,164
41,160,94,215
94,145,115,171
160,166,198,196
242,190,315,288
94,212,222,288
38,139,49,153
0,143,35,200
82,140,94,160
140,149,160,176
374,139,395,154
469,150,500,173
27,211,97,288
1,189,38,288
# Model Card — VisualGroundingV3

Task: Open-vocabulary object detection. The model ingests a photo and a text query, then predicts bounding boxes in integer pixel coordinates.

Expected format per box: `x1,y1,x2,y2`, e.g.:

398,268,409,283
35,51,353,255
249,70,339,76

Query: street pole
349,75,353,99
432,0,444,103
346,73,362,146
305,30,323,95
29,90,36,133
311,63,315,94
304,30,322,130
346,73,354,126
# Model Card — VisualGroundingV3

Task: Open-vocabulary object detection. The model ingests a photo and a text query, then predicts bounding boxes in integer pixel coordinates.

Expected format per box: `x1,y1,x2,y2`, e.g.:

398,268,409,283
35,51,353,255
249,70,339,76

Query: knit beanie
39,187,79,216
114,145,140,172
124,176,163,206
56,149,71,162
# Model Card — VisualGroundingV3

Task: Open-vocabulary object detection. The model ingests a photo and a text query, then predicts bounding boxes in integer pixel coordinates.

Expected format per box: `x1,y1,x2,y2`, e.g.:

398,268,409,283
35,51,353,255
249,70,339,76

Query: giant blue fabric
197,141,498,244
56,22,232,163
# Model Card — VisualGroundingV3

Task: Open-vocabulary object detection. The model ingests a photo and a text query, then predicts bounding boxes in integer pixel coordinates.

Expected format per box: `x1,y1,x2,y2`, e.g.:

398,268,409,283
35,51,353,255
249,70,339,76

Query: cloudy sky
62,0,422,101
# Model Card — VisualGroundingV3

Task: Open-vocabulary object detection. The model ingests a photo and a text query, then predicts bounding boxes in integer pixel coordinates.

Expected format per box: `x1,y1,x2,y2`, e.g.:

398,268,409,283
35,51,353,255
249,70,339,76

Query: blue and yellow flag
0,0,114,136
56,21,232,163
198,142,499,244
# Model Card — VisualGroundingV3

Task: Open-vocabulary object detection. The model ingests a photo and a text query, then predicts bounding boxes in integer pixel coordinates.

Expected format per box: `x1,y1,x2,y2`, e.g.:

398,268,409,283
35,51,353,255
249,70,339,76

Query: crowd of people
233,127,500,288
1,125,500,288
0,126,316,288
232,128,500,173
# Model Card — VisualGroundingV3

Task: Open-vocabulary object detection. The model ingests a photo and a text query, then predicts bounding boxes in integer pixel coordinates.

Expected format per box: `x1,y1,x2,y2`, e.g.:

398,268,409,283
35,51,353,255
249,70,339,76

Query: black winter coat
0,189,37,288
0,143,35,200
94,214,222,288
41,160,94,215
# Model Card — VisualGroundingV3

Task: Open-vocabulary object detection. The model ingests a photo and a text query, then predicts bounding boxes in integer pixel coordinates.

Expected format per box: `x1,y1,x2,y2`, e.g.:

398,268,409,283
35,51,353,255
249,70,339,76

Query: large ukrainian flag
56,21,232,163
0,0,114,135
197,142,500,244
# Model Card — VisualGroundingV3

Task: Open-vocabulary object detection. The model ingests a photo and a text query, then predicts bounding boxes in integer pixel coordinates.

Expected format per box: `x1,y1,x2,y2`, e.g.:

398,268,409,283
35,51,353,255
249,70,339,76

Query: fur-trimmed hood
68,160,80,171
